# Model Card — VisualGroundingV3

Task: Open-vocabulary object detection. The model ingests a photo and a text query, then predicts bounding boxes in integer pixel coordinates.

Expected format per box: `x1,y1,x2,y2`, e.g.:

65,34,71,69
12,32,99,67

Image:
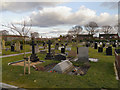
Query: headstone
35,44,39,53
98,47,103,52
30,37,39,62
11,44,14,51
102,42,105,47
2,40,5,49
112,42,116,47
54,54,66,61
20,44,23,50
15,41,20,52
43,42,45,46
77,47,89,62
52,60,74,73
55,43,59,50
45,40,54,60
106,42,110,47
106,46,112,55
58,47,63,50
94,42,97,49
61,48,65,54
86,42,90,47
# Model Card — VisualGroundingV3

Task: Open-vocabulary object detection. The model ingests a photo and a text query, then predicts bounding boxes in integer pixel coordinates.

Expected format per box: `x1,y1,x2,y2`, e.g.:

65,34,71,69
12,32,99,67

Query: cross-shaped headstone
31,38,36,54
47,40,52,54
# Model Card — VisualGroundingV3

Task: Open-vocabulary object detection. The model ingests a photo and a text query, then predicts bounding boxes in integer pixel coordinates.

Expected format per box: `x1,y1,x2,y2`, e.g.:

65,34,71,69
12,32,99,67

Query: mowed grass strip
2,47,118,88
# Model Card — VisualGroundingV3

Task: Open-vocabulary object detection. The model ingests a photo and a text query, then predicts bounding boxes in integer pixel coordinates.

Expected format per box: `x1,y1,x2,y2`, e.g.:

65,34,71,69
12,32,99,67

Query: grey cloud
101,2,118,9
1,2,61,13
24,6,117,27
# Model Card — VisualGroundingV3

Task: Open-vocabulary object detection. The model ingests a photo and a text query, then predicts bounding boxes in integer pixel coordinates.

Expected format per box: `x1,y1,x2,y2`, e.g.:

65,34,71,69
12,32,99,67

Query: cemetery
1,2,120,88
1,37,119,88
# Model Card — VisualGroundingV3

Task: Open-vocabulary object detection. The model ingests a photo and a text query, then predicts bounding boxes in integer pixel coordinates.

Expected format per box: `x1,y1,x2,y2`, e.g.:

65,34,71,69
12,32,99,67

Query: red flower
50,71,52,72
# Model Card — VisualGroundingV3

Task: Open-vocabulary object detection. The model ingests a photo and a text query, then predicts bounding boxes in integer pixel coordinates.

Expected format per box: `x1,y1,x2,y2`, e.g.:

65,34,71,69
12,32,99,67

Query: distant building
1,35,30,41
31,32,39,38
77,34,93,40
99,33,119,40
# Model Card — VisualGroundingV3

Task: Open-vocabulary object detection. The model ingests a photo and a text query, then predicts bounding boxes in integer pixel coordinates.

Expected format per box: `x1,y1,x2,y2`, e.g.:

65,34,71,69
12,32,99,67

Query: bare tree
68,25,83,37
101,25,113,34
2,20,32,74
84,21,98,35
2,20,32,55
72,25,83,35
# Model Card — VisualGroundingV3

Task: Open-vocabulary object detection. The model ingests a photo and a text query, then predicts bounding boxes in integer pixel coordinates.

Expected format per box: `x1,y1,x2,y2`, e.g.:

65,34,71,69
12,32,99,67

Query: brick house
99,33,119,40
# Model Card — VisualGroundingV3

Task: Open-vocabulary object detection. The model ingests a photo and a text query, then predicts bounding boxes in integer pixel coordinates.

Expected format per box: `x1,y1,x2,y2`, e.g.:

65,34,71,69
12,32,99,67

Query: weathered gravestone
77,47,89,62
30,37,39,62
106,46,112,55
35,44,39,53
45,40,54,60
2,40,6,49
15,41,20,52
52,60,74,73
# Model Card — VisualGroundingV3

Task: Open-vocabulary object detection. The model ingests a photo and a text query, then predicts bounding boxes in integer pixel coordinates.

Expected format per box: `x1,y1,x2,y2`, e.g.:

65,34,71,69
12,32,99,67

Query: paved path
0,52,31,58
0,82,26,90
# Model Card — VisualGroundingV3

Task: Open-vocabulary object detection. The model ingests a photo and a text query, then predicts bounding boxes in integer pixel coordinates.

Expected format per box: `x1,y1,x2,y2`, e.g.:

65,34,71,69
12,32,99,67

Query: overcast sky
0,1,118,38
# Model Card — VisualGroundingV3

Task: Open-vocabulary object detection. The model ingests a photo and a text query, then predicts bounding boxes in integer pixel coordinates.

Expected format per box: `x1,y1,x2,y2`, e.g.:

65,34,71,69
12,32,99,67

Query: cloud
1,2,62,12
101,2,118,9
23,5,117,27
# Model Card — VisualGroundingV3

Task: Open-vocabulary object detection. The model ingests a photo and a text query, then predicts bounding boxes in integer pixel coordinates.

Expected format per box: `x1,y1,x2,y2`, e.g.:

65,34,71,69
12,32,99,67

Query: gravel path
0,52,31,58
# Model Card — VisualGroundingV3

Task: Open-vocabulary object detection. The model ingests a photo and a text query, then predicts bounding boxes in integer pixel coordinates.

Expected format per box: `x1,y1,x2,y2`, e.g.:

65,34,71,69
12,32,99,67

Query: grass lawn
2,46,119,88
2,45,32,55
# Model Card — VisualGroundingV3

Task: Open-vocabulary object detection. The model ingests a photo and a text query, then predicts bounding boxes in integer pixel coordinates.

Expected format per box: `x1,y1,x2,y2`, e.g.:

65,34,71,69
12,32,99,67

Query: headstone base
45,53,54,60
30,54,39,62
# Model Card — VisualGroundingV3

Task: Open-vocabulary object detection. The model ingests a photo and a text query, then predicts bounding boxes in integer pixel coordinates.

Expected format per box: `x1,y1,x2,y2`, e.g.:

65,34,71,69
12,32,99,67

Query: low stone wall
114,49,120,80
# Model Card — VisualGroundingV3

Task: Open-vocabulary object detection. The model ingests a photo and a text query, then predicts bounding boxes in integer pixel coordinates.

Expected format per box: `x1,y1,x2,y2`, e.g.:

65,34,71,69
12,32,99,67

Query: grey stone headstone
78,47,89,62
52,60,73,73
35,44,39,53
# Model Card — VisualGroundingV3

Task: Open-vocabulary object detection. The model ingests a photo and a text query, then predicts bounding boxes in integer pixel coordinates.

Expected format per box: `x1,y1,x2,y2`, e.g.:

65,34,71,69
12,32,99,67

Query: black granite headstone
102,43,105,47
94,42,98,49
30,37,39,62
20,44,23,50
45,40,54,60
98,47,103,52
106,46,112,55
61,48,65,53
112,42,116,47
11,45,14,51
